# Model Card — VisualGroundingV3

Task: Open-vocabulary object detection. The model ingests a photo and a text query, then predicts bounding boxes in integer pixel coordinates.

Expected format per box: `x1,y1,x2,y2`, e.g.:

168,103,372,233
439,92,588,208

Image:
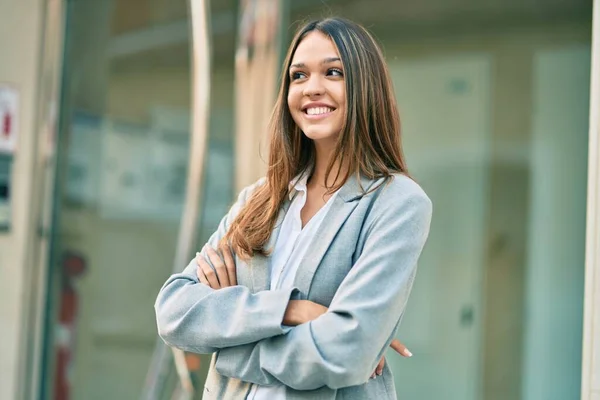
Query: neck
310,139,345,188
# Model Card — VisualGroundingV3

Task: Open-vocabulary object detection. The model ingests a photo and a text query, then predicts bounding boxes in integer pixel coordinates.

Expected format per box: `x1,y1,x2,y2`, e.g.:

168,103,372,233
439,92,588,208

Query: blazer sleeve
154,178,297,354
214,185,432,390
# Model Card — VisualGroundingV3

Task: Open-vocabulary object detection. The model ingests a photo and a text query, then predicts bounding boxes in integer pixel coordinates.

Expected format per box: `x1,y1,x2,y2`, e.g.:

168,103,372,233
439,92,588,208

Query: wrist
283,300,302,326
283,300,327,326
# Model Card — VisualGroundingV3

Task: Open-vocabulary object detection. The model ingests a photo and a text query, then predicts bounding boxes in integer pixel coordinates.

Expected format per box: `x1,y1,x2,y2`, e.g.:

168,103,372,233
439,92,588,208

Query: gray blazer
155,173,432,399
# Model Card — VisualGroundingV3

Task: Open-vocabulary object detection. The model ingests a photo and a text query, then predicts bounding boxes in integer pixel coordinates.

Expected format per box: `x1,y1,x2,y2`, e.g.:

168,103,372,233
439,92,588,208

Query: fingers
370,340,412,381
219,244,237,286
196,252,221,289
195,245,237,289
196,261,210,286
390,339,413,357
205,246,230,287
371,357,385,379
376,356,385,376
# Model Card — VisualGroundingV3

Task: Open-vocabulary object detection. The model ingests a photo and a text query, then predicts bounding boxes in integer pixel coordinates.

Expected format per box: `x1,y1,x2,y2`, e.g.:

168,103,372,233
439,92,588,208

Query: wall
0,0,46,399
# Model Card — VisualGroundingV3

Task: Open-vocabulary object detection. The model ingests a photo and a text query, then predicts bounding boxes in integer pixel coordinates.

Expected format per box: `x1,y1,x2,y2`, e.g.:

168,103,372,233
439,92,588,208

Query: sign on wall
0,84,19,154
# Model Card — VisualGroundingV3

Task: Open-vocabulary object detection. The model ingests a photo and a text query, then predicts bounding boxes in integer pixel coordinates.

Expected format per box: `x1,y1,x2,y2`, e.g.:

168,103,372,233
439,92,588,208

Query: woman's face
287,31,346,147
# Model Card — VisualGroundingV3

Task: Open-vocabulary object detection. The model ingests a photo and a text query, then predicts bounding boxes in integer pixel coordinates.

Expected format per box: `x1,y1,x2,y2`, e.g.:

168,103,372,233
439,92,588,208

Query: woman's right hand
196,244,237,289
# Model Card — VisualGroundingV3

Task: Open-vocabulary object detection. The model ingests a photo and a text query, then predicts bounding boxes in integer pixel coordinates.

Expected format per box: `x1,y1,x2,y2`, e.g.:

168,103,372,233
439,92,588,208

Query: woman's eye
291,71,306,80
328,68,344,77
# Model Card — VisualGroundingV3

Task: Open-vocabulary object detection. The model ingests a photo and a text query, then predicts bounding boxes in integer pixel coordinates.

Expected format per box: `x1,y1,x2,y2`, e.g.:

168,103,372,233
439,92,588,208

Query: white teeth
306,107,333,115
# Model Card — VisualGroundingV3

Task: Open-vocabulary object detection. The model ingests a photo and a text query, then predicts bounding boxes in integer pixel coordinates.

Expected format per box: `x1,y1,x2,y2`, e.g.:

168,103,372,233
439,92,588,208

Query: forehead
291,31,340,63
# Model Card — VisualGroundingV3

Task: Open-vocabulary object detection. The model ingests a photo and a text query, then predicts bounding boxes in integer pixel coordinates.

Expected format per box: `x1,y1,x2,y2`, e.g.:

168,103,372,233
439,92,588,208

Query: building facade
0,0,599,399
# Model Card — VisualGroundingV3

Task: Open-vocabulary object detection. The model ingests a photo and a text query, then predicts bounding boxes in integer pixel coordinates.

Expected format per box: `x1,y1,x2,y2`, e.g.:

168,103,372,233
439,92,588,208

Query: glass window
42,0,236,398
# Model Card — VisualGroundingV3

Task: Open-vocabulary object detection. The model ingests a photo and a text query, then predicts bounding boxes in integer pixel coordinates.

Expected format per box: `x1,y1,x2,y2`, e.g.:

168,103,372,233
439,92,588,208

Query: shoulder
224,177,267,221
378,174,431,210
236,177,267,204
367,173,432,224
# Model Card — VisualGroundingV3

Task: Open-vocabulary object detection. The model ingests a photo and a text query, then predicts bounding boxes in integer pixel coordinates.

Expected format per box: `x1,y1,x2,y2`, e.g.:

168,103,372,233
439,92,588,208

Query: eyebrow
289,57,341,69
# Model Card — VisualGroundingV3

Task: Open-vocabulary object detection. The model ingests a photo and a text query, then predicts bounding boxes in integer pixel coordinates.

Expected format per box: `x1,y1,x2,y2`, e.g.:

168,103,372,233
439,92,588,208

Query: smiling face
287,31,346,148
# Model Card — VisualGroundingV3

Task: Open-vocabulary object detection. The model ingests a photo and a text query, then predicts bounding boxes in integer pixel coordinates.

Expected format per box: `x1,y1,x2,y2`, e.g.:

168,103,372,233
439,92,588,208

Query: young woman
155,17,432,399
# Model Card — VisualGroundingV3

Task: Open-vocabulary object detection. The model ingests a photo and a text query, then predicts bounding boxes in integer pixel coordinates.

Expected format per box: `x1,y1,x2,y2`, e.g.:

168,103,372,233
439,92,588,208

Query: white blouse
250,173,338,400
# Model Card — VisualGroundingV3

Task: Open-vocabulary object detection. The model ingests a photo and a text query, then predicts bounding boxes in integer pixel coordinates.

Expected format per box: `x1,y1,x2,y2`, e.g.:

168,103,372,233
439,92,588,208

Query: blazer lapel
292,173,376,298
247,198,291,293
235,255,253,289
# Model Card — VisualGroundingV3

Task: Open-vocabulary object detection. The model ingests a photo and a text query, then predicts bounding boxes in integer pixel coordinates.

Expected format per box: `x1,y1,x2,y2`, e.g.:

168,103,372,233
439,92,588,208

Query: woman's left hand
196,244,237,289
370,339,412,378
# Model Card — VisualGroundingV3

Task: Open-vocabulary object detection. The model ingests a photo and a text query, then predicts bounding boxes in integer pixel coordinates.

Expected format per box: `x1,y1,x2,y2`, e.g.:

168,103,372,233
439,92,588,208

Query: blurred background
0,0,597,399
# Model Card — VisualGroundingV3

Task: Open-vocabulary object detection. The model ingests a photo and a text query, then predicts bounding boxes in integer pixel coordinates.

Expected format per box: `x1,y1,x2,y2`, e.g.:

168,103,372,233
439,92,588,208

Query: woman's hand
370,339,412,379
196,244,237,289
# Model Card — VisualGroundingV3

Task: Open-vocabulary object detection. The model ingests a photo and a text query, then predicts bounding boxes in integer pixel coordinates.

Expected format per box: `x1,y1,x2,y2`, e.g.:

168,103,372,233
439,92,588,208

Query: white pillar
0,0,46,399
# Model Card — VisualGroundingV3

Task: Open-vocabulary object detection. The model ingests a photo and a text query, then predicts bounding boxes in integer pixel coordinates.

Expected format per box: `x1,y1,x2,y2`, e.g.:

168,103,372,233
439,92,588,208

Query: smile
303,106,335,120
305,106,334,115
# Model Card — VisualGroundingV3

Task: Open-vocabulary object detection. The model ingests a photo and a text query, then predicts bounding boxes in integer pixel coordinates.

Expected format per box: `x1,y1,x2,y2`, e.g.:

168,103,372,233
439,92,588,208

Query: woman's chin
302,129,340,143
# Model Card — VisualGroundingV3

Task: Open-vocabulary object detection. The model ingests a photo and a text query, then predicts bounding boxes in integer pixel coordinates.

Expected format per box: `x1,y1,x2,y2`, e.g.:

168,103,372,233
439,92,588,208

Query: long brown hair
223,17,408,259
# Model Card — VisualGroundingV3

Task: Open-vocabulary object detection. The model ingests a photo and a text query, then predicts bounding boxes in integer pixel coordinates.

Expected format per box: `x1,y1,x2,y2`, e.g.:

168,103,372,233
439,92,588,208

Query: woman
155,17,432,399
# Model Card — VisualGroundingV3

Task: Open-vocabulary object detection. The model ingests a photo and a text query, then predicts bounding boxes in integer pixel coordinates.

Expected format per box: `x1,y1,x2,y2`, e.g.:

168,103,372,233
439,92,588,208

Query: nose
303,76,325,97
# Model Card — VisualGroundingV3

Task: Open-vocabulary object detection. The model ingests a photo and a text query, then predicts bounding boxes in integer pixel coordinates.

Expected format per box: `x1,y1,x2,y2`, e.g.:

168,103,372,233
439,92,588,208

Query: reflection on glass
235,0,283,190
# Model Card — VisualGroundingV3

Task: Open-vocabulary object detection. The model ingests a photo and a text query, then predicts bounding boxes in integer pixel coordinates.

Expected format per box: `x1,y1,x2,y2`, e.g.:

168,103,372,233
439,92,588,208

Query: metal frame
17,0,67,398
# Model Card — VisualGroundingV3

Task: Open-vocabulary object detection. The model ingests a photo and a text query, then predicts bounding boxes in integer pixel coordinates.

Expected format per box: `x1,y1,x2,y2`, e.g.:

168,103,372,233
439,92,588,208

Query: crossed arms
154,178,432,390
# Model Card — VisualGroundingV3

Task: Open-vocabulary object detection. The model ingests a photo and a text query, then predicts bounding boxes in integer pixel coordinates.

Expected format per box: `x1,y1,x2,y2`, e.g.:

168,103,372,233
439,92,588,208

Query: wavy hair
222,17,408,259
